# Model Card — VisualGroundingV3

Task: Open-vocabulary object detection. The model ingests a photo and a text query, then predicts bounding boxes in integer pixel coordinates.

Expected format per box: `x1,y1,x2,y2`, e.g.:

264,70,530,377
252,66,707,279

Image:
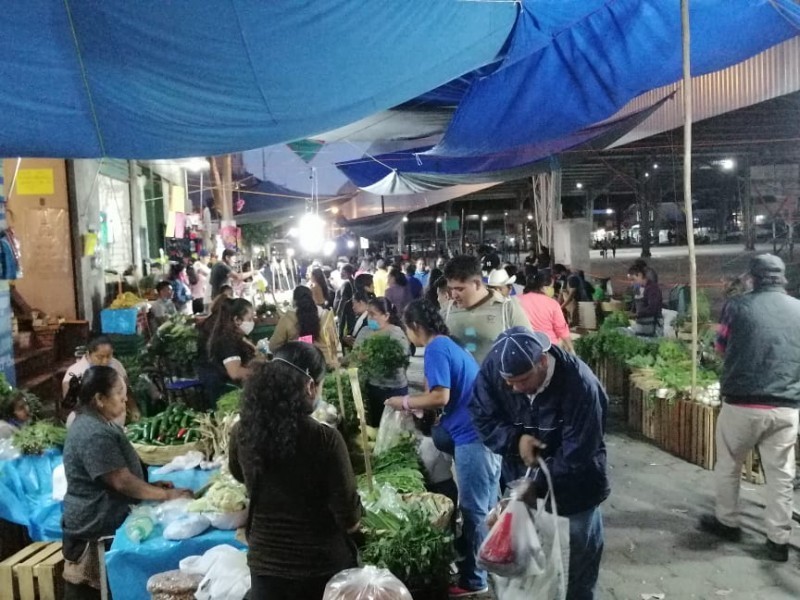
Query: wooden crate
0,541,64,600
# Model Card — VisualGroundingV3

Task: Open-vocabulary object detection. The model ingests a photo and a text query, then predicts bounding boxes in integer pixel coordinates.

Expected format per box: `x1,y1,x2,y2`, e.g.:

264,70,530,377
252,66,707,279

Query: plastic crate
100,308,139,335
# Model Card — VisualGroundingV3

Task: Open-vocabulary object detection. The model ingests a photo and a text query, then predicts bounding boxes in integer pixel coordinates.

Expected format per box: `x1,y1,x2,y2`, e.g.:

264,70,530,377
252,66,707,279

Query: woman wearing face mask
353,297,410,428
270,286,338,366
201,298,257,404
62,366,192,599
229,343,362,600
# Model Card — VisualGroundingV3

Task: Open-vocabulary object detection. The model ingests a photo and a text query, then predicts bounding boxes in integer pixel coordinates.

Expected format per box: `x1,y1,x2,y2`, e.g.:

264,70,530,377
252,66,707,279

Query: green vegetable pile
126,403,200,445
359,467,425,494
373,436,420,473
216,389,242,414
349,335,409,381
13,421,66,454
361,508,455,590
0,374,43,421
323,372,359,440
358,434,425,493
141,314,199,377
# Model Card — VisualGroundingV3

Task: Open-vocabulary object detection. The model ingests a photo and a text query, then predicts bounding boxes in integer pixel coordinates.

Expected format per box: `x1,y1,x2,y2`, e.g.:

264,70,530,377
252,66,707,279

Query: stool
147,569,203,600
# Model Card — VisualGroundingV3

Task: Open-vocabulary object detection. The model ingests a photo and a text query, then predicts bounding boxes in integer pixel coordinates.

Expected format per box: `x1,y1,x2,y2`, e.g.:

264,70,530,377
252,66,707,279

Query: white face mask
240,320,255,335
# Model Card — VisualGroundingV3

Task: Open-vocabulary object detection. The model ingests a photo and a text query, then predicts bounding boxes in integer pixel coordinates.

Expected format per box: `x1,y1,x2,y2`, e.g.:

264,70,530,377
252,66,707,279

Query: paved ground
406,355,800,599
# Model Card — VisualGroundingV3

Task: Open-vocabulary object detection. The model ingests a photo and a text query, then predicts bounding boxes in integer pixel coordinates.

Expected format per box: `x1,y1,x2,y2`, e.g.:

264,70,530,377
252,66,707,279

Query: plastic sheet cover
0,0,516,158
432,0,800,157
0,450,63,541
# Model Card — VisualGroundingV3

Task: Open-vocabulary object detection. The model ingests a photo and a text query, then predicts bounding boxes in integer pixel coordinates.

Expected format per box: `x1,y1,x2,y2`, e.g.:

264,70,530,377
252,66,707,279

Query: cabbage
188,476,248,513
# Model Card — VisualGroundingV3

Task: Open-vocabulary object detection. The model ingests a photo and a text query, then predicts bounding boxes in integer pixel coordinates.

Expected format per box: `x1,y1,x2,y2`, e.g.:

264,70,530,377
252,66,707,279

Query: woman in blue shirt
386,299,501,597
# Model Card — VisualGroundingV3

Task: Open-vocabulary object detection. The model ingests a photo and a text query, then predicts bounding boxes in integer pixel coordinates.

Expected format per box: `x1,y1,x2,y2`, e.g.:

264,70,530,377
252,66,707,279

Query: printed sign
16,169,55,196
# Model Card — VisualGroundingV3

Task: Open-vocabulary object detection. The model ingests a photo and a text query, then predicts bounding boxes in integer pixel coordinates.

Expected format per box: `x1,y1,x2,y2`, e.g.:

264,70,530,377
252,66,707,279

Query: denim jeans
453,442,501,590
567,506,604,600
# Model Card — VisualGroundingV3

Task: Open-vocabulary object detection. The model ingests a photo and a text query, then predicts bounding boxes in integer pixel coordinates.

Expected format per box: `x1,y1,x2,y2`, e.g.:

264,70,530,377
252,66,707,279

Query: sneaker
698,514,742,542
449,585,489,598
765,539,789,562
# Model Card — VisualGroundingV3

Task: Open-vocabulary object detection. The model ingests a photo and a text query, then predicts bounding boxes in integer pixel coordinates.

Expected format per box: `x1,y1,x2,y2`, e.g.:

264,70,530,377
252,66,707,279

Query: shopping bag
373,405,415,456
477,484,539,578
491,458,570,600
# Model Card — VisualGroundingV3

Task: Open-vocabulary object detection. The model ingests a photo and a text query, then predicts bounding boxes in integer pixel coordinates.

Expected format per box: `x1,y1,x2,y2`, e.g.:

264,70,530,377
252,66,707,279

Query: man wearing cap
471,326,609,600
700,254,800,562
442,256,531,364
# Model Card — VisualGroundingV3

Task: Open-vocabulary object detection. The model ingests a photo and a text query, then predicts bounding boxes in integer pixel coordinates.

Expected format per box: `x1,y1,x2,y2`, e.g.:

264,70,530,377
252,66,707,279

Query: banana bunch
110,292,144,309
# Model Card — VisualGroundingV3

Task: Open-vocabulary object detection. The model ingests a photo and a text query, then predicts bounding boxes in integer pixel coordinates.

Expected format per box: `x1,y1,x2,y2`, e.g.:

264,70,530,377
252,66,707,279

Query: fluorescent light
606,208,614,215
481,215,488,222
527,214,533,221
436,217,442,223
402,216,409,222
720,158,735,171
576,182,583,189
183,157,209,172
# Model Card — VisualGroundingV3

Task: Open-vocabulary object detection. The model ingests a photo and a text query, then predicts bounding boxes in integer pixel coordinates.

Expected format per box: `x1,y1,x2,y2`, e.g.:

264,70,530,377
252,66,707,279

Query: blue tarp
431,0,800,157
0,450,63,541
0,448,217,542
336,97,670,194
0,1,515,159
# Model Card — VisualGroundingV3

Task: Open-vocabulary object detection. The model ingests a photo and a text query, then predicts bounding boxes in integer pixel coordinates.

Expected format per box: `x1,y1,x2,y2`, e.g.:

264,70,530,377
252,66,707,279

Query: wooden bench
0,541,64,600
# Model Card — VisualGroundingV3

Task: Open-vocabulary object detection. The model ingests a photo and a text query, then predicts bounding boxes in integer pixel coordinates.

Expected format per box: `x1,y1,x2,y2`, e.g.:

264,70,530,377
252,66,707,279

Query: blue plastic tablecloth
106,521,245,600
0,450,63,541
148,465,216,493
0,450,217,542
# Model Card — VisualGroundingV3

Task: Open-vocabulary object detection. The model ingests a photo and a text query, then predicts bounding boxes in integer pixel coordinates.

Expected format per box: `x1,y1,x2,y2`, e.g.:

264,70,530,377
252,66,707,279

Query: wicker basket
400,492,454,530
132,441,203,466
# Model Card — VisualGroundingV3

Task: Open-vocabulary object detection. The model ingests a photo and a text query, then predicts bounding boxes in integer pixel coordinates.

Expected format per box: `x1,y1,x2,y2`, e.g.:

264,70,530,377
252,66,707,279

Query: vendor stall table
106,522,245,600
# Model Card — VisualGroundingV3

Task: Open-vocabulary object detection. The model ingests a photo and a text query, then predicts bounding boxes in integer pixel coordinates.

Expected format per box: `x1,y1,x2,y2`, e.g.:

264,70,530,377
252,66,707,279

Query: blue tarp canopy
0,1,516,158
430,0,800,157
234,178,345,224
336,96,671,195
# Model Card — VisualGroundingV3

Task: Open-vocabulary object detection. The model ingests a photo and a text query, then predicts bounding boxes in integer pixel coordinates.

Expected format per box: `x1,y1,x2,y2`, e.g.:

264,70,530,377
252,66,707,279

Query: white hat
487,269,516,287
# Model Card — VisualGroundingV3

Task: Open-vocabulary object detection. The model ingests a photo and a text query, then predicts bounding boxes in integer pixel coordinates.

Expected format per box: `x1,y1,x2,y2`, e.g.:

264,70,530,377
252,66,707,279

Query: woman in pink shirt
518,272,575,353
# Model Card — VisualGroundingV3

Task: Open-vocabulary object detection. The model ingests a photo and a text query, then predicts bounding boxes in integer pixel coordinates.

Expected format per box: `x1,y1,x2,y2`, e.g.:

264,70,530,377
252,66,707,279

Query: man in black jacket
700,254,800,562
333,264,356,347
470,327,609,600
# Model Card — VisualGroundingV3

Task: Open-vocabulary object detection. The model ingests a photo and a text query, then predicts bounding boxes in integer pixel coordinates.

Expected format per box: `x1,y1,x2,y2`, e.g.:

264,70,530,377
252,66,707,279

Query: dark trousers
248,573,333,600
365,383,408,428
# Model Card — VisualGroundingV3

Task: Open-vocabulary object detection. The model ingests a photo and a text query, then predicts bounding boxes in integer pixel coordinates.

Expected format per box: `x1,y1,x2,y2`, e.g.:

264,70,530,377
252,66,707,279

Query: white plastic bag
203,508,248,530
181,545,250,600
52,464,67,501
373,406,415,456
163,513,211,540
478,485,537,578
154,498,193,526
0,438,20,460
491,459,570,600
323,566,412,600
152,450,205,475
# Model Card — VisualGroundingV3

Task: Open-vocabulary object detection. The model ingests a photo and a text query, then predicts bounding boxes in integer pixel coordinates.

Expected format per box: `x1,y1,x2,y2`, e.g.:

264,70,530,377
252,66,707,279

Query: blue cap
491,326,552,378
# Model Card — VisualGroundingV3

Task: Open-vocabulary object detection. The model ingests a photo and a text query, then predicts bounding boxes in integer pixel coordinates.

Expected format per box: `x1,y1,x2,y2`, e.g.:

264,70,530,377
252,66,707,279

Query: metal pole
681,0,698,395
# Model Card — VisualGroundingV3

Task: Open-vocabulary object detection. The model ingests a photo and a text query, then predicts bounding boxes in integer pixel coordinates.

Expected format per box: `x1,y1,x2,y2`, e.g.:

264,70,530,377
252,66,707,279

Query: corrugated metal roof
610,37,800,147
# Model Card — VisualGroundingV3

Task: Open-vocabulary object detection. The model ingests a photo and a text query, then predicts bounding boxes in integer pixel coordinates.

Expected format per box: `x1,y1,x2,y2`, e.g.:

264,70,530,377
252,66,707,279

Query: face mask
367,318,381,331
240,320,255,335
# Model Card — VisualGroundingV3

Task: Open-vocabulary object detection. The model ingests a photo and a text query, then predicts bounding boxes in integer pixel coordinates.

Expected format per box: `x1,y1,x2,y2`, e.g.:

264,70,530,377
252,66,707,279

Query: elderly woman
62,366,191,599
229,343,361,600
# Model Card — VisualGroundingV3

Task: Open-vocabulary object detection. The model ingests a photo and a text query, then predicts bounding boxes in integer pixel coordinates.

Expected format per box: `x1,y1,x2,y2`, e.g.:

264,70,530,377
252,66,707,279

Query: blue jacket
470,345,610,516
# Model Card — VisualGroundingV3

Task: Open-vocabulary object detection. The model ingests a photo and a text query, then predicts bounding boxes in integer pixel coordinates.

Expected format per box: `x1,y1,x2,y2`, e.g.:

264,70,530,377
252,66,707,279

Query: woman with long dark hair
270,286,337,365
309,268,333,309
62,366,192,599
353,297,409,427
229,343,361,600
385,299,500,597
199,298,256,405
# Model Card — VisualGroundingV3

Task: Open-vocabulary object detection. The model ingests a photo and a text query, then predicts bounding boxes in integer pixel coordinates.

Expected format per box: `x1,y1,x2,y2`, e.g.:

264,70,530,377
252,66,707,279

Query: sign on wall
16,168,55,196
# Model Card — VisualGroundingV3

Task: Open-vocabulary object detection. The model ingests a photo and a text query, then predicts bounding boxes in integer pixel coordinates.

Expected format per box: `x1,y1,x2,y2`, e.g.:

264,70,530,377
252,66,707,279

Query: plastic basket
100,308,139,335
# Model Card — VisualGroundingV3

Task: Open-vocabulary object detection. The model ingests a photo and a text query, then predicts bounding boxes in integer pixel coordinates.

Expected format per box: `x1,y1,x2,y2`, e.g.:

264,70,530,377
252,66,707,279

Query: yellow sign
16,169,55,196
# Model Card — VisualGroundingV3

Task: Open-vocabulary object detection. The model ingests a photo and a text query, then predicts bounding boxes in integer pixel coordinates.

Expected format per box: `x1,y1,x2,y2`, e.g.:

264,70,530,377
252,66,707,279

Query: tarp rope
63,0,107,157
